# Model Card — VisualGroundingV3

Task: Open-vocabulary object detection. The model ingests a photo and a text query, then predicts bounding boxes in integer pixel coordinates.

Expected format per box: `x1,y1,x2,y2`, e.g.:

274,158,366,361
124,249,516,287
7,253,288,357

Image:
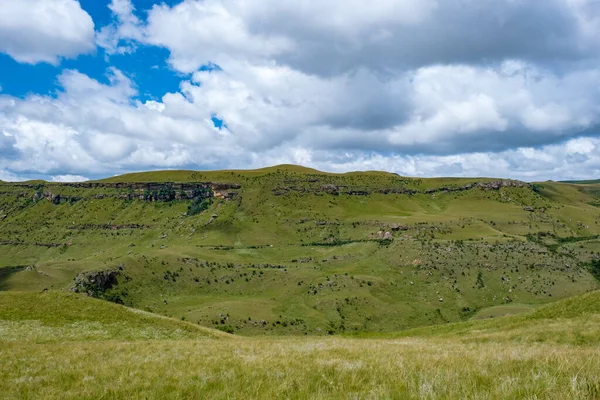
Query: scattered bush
216,325,235,334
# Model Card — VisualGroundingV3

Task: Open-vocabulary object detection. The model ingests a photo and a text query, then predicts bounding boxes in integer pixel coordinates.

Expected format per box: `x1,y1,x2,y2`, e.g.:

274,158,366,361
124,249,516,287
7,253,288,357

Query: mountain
1,165,600,335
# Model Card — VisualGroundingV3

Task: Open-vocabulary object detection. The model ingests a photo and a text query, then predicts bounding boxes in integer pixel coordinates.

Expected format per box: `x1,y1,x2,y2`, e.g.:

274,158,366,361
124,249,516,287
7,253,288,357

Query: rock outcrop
19,182,241,203
424,180,528,194
274,179,529,197
71,267,121,297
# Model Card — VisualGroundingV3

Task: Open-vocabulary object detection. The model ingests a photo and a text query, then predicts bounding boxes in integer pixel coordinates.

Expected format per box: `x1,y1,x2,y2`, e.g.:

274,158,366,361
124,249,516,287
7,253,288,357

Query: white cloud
2,0,600,181
134,0,600,75
1,60,600,181
0,68,241,177
0,0,95,65
0,169,27,182
51,174,89,182
388,62,600,153
261,138,600,182
144,1,292,73
96,0,144,55
565,138,595,155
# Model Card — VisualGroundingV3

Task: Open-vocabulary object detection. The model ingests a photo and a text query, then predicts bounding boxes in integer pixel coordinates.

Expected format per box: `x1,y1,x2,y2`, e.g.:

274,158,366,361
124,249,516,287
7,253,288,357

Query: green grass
0,291,228,342
472,303,535,319
377,289,600,345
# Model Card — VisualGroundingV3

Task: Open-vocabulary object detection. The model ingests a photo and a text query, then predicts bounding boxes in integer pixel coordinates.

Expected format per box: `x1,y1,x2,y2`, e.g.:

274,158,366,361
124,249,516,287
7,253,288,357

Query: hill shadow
0,266,26,291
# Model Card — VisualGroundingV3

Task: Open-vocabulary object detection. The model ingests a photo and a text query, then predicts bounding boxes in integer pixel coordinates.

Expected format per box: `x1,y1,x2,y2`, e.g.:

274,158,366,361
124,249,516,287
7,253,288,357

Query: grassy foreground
3,338,599,399
2,291,600,399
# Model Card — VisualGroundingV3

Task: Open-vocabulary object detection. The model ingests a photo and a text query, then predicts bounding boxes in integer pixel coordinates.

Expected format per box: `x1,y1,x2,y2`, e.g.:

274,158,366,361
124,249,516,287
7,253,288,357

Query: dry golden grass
1,337,600,399
3,292,600,399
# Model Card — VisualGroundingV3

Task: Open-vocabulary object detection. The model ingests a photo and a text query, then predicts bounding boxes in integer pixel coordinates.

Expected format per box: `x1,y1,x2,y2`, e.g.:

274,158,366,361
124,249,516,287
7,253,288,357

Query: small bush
187,197,212,216
216,325,235,334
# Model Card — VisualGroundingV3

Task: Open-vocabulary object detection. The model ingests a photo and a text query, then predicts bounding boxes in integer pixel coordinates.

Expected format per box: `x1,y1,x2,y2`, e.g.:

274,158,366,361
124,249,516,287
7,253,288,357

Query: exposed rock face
424,180,528,195
19,181,241,191
274,179,529,197
274,185,415,196
368,231,393,240
32,191,81,204
71,267,121,297
20,182,241,203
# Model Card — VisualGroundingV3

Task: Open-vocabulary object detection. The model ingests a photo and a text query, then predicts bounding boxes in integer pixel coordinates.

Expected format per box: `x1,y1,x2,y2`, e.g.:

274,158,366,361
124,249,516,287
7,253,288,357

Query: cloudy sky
0,0,599,182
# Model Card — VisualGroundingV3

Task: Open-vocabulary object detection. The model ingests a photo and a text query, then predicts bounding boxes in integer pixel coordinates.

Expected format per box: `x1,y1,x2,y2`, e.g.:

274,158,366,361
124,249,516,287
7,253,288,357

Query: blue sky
0,1,182,101
0,0,600,182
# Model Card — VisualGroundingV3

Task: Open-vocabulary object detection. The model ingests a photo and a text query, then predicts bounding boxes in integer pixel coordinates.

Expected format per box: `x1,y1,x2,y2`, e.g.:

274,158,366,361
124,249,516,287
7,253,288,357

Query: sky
0,0,600,182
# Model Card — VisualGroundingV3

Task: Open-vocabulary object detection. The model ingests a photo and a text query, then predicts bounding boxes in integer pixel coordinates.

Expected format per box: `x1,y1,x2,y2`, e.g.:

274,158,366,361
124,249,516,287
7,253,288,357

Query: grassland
1,291,600,399
3,166,600,398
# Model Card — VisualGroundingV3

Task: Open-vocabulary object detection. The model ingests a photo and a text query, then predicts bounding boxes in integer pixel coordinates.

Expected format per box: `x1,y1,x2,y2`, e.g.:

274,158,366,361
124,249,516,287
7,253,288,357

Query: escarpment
272,178,529,196
6,181,242,204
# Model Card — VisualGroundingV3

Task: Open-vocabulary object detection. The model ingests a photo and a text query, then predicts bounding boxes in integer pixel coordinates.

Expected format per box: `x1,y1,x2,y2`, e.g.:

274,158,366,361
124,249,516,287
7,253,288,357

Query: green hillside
0,291,228,342
1,165,600,335
382,289,600,345
561,179,600,184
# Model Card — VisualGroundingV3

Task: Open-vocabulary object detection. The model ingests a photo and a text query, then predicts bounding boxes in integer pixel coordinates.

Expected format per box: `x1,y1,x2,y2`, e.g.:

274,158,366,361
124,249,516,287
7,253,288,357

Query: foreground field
3,338,599,399
2,291,600,399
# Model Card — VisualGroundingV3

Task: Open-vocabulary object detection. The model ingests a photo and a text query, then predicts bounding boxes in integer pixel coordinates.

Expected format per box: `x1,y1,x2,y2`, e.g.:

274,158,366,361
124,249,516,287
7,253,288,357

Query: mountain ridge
1,164,600,335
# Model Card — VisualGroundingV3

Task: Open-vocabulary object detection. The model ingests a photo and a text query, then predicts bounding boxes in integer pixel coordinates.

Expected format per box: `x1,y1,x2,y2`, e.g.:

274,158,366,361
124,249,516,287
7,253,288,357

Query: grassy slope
1,291,600,399
1,165,600,335
561,179,600,184
0,291,228,342
372,289,600,345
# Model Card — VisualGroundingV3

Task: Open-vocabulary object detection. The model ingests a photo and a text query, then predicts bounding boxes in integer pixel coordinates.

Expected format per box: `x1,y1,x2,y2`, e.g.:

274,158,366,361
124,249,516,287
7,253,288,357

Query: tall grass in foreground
1,337,599,399
3,292,600,399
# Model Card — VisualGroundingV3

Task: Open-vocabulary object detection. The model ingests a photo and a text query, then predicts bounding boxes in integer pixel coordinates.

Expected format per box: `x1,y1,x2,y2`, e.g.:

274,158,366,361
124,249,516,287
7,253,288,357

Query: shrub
587,259,600,281
476,271,485,288
216,325,235,334
187,197,212,216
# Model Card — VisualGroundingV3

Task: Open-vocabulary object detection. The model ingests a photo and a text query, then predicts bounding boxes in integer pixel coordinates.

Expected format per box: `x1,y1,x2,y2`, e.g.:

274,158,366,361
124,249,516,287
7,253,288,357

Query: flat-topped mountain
1,165,600,335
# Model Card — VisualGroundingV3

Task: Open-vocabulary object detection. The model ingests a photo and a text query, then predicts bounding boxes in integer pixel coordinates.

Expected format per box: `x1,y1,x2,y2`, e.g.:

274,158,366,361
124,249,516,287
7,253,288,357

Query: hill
0,291,228,342
1,165,600,334
381,288,600,345
561,179,600,184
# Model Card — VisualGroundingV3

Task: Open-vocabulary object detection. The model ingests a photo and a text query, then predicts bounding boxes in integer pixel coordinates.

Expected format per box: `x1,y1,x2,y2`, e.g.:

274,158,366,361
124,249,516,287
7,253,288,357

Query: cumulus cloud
0,68,240,177
1,0,600,181
143,1,292,73
96,0,144,55
0,0,95,65
138,0,600,75
1,59,600,181
387,62,600,154
254,140,600,182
